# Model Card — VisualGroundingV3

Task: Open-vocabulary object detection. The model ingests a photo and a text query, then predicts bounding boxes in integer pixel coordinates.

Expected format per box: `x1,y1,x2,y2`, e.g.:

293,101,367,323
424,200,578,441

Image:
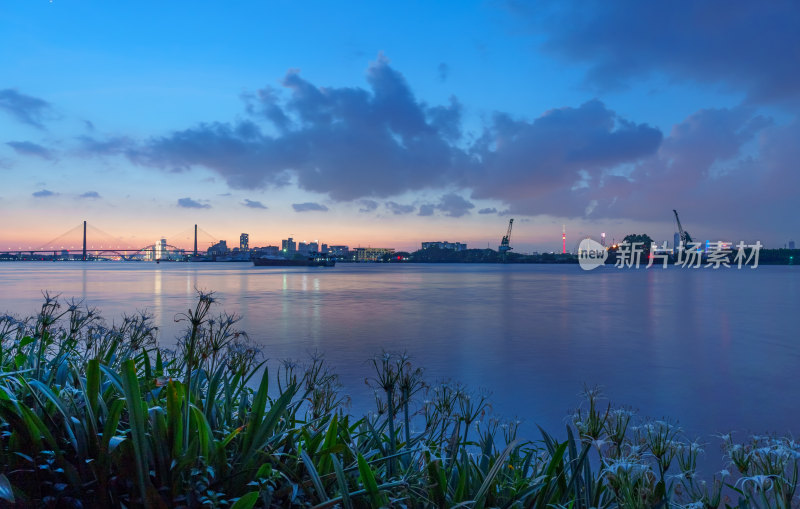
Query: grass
0,292,797,508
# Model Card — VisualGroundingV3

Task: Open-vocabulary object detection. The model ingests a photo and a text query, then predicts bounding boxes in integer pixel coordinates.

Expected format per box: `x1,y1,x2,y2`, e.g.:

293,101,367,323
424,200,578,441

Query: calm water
1,262,798,441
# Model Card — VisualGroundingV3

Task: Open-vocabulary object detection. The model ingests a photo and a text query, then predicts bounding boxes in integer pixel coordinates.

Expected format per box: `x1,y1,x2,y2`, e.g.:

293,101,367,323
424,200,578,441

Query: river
1,261,798,443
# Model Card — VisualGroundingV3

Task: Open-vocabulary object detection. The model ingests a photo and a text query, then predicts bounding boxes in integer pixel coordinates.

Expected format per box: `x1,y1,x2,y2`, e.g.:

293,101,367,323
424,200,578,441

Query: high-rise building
790,240,796,249
321,243,328,254
601,232,606,247
155,238,167,260
240,233,249,251
308,241,319,253
281,237,296,253
562,225,566,254
673,233,681,254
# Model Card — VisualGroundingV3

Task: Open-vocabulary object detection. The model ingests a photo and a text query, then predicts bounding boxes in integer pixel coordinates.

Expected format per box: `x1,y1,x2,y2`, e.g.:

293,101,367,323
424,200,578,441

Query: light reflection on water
0,261,798,442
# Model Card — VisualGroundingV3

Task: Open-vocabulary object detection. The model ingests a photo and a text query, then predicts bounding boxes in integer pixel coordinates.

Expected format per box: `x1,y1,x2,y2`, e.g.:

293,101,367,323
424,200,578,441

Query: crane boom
499,219,514,253
673,209,693,246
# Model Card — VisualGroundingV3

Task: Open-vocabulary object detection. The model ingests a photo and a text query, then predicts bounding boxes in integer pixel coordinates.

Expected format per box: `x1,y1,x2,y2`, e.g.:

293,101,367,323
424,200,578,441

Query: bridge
0,222,221,261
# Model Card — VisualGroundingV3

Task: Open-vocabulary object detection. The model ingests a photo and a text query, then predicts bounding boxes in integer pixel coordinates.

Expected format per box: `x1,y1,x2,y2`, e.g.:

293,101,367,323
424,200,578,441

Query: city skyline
2,1,798,252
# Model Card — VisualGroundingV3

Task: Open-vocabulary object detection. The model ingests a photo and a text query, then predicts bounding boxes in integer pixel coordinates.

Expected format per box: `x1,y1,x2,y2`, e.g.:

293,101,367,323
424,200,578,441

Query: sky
1,0,798,252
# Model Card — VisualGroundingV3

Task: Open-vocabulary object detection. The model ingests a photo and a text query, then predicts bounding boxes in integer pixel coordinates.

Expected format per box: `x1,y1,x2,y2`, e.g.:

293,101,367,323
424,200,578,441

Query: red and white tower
562,225,566,254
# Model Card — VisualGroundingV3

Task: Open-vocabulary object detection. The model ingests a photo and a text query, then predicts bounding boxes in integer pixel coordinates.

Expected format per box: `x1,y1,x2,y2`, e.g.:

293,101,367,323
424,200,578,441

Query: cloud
124,59,662,215
6,141,54,160
385,201,415,215
522,0,800,103
487,103,798,238
177,197,210,209
242,198,267,209
358,199,378,213
77,56,796,236
437,62,450,82
418,204,435,216
0,89,53,129
131,55,465,200
77,135,132,155
32,189,56,198
466,100,661,214
436,193,475,217
79,191,101,199
292,202,328,212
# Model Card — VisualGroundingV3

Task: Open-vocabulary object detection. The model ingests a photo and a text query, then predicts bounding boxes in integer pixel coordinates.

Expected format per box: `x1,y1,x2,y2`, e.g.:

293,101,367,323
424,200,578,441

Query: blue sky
1,1,798,251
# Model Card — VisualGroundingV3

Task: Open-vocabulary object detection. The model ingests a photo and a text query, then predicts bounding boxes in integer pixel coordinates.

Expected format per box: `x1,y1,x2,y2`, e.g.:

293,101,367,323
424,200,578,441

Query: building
253,245,280,257
240,233,249,251
421,241,467,251
673,233,681,254
328,245,350,257
790,240,796,249
308,241,319,253
155,238,167,260
354,247,395,262
208,240,228,257
297,242,309,255
281,237,296,254
320,243,328,254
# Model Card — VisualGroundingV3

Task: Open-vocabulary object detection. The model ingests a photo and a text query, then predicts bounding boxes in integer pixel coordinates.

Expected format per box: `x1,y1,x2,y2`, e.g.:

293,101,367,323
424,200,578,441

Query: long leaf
301,449,330,502
0,474,14,503
120,359,150,505
473,440,518,509
331,455,353,509
230,491,259,509
357,452,387,507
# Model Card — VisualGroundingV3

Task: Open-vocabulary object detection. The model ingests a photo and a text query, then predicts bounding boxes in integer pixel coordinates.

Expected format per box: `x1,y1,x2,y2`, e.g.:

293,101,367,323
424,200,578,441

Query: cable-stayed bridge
0,221,221,261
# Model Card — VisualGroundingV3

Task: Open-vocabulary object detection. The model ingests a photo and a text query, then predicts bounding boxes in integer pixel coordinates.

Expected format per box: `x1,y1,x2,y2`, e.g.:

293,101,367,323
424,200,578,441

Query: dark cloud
466,100,662,212
436,193,475,217
242,199,267,209
177,197,210,209
77,135,133,156
32,189,56,198
131,55,464,200
417,204,435,216
79,191,101,199
385,201,415,215
292,202,328,212
123,60,660,214
0,89,53,129
75,56,796,236
495,104,799,238
522,0,800,103
6,141,54,160
358,199,378,213
478,207,497,214
437,62,450,82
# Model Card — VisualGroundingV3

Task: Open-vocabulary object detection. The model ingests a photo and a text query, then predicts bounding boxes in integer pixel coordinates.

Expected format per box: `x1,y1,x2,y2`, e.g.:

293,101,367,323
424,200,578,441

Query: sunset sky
1,1,798,252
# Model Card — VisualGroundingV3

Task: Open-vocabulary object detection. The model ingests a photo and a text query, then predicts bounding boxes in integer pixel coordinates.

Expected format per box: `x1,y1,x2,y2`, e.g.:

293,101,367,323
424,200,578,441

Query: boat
253,255,335,267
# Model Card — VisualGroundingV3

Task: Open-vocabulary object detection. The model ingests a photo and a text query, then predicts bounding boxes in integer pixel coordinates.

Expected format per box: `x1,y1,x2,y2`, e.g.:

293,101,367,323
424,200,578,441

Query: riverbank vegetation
0,293,797,508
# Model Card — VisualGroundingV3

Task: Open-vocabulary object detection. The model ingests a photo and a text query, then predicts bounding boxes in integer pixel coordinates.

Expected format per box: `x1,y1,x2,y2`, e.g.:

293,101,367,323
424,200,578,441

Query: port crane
673,209,693,247
499,219,514,253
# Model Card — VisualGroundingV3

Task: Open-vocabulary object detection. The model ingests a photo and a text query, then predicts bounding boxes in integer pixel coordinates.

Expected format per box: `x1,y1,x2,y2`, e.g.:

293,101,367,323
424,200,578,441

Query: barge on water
253,255,336,267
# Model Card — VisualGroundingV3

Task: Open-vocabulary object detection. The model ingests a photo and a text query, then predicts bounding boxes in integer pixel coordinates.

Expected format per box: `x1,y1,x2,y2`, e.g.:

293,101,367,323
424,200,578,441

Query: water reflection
0,262,798,443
